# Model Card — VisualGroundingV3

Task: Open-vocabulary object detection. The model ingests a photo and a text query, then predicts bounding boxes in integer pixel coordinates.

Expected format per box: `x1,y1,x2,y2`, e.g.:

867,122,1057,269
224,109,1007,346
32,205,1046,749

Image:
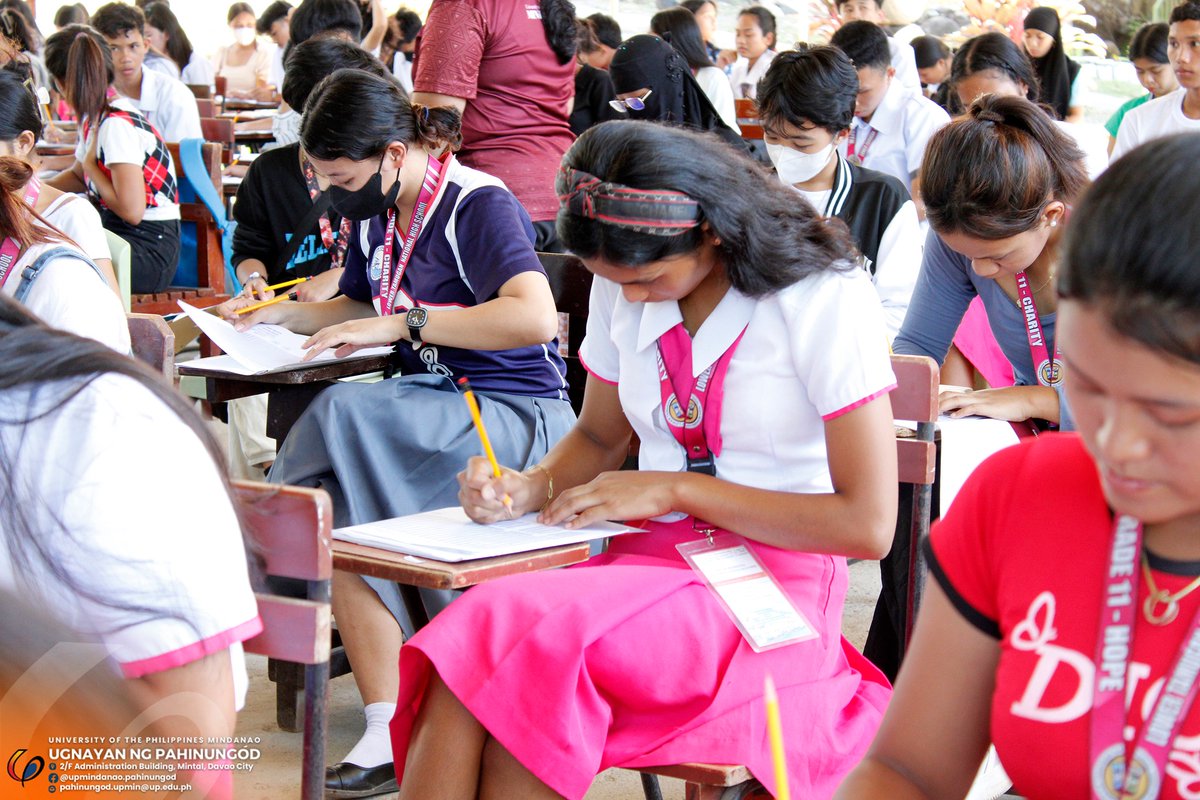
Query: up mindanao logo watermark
7,749,45,787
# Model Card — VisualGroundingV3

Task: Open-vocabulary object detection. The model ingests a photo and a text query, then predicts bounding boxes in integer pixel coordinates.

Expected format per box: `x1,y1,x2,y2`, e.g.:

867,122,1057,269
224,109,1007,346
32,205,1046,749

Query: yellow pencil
263,276,310,292
765,675,790,800
235,290,298,315
457,376,514,514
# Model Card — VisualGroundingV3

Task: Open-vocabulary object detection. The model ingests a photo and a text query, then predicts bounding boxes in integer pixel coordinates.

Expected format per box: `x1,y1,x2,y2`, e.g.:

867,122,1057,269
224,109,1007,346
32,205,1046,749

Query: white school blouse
578,267,896,495
4,242,129,353
0,374,261,706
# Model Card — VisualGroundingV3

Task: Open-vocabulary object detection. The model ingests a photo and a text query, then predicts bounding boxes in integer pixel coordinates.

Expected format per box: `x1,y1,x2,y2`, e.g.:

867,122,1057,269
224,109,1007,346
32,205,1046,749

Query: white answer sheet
334,507,643,562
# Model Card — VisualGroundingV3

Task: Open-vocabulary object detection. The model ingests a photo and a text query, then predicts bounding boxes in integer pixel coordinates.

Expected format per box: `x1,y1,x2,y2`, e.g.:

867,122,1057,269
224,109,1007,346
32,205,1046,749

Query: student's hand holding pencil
458,457,541,524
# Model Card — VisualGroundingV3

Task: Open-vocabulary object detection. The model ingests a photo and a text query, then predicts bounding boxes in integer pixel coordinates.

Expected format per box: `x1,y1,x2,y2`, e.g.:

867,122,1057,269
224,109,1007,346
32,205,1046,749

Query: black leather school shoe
324,761,398,798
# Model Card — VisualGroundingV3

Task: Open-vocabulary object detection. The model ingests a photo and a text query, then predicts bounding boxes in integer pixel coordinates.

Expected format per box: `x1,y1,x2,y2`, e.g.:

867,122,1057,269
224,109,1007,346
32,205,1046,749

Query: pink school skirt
389,518,891,799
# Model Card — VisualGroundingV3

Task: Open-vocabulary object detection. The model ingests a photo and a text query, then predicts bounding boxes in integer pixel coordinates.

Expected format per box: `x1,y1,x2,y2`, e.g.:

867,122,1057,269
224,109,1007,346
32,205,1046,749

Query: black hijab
609,34,746,151
1024,7,1080,120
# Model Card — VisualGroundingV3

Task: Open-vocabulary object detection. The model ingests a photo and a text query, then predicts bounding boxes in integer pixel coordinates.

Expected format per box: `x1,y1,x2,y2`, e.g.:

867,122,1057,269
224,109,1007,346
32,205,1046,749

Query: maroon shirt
412,0,575,222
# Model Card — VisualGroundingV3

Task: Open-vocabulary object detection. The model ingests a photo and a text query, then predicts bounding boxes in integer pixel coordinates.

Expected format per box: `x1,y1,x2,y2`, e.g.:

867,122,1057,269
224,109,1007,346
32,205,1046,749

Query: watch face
406,307,428,327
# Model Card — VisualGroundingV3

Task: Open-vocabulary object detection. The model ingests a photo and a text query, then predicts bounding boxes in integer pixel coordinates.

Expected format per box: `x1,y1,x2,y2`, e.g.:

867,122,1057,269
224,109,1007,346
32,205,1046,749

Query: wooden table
178,352,396,444
222,98,280,112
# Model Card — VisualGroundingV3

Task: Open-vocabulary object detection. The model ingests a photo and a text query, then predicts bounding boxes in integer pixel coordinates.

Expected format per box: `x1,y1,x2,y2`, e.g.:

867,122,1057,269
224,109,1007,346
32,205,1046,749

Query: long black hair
557,121,855,297
1060,133,1200,366
301,67,462,161
44,24,114,126
0,67,43,142
539,0,576,65
1129,21,1169,63
143,2,195,73
921,94,1086,239
651,7,714,70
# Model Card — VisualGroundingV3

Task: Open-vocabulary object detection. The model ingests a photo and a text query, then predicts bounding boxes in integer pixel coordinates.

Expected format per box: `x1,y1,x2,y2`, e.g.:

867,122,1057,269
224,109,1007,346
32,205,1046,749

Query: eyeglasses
609,89,653,113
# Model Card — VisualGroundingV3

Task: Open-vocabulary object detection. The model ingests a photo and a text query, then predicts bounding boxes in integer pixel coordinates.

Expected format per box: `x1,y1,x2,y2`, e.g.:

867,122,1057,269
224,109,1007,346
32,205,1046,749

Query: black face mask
328,152,401,221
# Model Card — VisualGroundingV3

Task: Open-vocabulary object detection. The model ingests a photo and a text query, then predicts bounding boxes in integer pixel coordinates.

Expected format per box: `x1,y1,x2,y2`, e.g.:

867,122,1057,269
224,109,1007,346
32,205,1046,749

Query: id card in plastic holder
678,533,819,652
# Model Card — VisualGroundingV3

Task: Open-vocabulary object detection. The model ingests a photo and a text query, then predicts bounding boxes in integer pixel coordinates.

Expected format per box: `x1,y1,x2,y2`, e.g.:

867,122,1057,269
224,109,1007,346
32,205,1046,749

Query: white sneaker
964,746,1012,800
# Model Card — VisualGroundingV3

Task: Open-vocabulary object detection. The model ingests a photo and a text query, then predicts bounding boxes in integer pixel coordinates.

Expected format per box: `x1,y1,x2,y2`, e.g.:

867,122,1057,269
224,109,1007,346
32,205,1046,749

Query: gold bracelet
528,463,554,511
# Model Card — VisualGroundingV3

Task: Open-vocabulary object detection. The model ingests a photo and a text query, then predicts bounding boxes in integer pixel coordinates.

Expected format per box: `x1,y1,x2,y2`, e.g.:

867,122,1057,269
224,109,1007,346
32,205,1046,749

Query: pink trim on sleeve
578,352,618,386
821,383,897,422
119,616,263,678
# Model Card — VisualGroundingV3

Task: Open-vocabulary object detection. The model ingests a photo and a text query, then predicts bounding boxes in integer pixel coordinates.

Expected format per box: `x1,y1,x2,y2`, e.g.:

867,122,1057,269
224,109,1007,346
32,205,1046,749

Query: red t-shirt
412,0,574,222
929,434,1200,800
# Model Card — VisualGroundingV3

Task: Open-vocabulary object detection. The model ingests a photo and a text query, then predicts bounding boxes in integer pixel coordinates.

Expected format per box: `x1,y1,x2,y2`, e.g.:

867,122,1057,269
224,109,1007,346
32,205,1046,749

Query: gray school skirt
270,373,576,635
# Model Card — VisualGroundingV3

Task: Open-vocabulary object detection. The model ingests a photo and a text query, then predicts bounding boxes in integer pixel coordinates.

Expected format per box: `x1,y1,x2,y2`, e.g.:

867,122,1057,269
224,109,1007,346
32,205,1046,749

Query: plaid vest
85,107,179,210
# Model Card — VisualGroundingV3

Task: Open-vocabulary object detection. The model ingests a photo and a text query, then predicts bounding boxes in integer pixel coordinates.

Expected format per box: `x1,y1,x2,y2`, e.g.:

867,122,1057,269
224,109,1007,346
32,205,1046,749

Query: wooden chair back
127,313,174,383
200,117,235,165
130,142,228,316
538,252,593,415
234,480,332,800
888,354,940,645
187,83,213,99
215,76,228,111
195,97,215,118
734,98,764,140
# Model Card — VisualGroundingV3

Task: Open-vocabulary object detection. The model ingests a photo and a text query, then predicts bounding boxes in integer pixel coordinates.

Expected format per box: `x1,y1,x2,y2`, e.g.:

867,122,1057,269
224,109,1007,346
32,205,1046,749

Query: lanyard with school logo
655,322,746,475
1015,270,1063,387
301,158,352,270
1089,515,1200,800
378,154,447,317
0,178,42,289
846,123,878,167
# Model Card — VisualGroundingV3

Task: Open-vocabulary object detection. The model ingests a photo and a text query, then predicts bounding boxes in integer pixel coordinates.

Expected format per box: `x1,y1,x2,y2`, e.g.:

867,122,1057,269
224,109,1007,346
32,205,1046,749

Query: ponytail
539,0,576,65
301,68,462,162
0,156,59,248
920,94,1086,239
411,104,463,152
43,25,112,126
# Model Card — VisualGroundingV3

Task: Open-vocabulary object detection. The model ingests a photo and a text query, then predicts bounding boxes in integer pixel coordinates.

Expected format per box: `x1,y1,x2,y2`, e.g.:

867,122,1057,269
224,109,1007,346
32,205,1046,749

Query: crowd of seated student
11,0,1200,797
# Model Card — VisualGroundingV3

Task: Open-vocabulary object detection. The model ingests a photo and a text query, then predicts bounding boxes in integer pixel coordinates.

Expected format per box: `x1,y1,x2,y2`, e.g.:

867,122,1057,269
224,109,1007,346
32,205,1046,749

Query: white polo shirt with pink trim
578,265,895,494
0,373,261,706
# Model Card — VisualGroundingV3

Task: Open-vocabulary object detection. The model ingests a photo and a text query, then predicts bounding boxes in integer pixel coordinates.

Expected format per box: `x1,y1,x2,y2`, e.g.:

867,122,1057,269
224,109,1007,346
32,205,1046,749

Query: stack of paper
177,301,393,375
334,507,643,562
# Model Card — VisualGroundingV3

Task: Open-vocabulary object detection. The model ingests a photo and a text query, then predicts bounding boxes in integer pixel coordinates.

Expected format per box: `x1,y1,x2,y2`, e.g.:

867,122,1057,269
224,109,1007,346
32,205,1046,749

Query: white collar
635,286,756,375
859,78,908,135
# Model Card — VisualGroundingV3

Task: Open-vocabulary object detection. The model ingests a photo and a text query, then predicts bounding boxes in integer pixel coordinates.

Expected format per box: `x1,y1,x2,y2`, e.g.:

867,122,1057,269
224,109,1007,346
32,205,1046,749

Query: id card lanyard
1014,270,1063,387
657,322,818,652
302,157,352,270
654,322,746,476
846,123,878,167
1089,515,1200,800
0,178,42,289
378,154,448,317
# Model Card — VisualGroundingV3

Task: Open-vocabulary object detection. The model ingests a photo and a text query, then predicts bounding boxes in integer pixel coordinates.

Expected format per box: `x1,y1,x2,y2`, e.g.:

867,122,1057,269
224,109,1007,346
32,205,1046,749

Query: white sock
342,702,397,768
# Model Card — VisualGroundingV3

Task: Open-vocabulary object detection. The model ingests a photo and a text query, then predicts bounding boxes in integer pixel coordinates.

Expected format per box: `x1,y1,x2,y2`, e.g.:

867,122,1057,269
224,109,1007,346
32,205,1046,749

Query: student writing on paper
836,131,1200,800
0,294,261,797
223,68,574,798
392,121,896,799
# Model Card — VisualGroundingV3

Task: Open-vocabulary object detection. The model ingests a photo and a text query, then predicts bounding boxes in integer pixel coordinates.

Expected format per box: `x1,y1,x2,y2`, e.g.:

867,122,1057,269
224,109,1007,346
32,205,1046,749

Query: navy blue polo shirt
339,157,568,401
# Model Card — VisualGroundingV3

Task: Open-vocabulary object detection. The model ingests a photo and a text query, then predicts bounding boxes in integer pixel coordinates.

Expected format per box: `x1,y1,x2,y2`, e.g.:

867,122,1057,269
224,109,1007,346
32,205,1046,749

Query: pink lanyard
847,124,878,165
1089,515,1200,800
302,158,352,270
378,155,446,317
655,323,746,475
0,178,42,288
1014,270,1063,387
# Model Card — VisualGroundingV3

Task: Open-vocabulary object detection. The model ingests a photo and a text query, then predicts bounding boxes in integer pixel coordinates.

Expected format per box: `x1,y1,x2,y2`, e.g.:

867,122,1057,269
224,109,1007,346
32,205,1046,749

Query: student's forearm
834,759,936,800
235,258,268,283
274,295,376,334
418,295,558,350
47,163,86,193
84,166,143,224
361,0,388,51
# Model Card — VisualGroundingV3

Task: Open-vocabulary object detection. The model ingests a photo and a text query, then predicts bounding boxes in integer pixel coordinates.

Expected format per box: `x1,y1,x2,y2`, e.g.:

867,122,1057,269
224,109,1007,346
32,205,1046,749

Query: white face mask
766,141,835,186
233,26,257,46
